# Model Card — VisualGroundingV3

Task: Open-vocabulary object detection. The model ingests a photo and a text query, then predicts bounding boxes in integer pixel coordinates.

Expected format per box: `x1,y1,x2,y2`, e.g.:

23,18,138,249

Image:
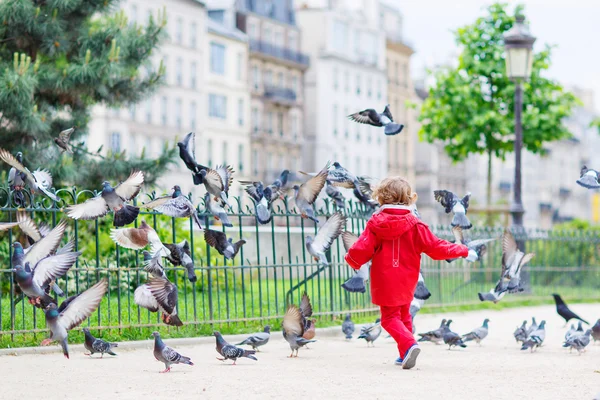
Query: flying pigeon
282,292,316,357
177,132,208,185
521,320,546,352
214,331,257,365
342,314,355,340
353,176,379,209
201,164,235,207
514,320,528,344
242,181,282,225
141,185,203,230
164,240,196,283
447,226,495,263
293,163,329,223
142,251,166,278
552,294,588,325
271,169,291,191
204,192,233,227
409,273,432,332
204,229,246,260
357,318,382,346
563,329,592,354
347,105,404,136
134,276,182,326
306,212,346,265
0,211,47,243
0,148,59,205
591,319,600,342
110,220,171,258
83,327,118,358
433,190,472,229
497,230,535,293
443,320,467,349
325,180,346,210
576,166,600,189
54,127,75,154
41,278,108,358
151,331,194,373
236,326,271,351
418,319,448,344
321,162,358,189
340,231,370,293
462,319,489,345
66,170,144,227
477,286,506,303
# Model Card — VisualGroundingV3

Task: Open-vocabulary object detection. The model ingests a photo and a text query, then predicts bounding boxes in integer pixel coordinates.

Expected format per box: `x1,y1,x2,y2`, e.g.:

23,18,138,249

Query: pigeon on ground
357,318,382,346
134,276,182,326
141,185,203,230
214,331,257,365
325,180,346,210
342,314,355,339
110,220,171,257
41,278,108,358
0,148,60,204
563,329,592,354
293,163,329,224
202,164,234,207
591,319,600,342
521,320,546,352
526,317,538,337
564,323,577,342
151,331,193,373
552,294,588,325
54,127,75,154
462,319,489,345
576,166,600,189
142,251,166,278
306,212,346,265
236,326,271,351
283,292,316,357
340,231,370,293
347,105,404,136
433,190,472,229
164,240,196,283
443,320,467,349
177,132,208,185
66,170,144,227
242,181,282,225
447,226,495,263
418,319,448,344
204,229,246,260
514,320,528,343
83,328,118,358
204,192,233,227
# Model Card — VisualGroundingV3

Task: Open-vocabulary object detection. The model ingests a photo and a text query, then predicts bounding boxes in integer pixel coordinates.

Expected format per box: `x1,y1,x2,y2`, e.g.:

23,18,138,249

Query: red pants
380,304,417,357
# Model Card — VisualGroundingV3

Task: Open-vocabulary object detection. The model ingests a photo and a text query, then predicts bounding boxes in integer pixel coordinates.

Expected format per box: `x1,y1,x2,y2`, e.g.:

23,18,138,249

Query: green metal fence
1,187,600,347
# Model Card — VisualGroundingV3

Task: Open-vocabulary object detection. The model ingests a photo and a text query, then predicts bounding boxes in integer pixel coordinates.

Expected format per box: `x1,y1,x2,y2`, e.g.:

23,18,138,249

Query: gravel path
3,303,600,400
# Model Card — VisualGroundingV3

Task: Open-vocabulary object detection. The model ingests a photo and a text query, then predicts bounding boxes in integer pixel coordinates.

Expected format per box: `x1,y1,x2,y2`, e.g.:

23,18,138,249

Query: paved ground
2,303,600,400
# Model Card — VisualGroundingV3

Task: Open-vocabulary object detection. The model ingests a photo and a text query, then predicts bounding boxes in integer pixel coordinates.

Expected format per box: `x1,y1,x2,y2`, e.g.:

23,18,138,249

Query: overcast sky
388,0,600,112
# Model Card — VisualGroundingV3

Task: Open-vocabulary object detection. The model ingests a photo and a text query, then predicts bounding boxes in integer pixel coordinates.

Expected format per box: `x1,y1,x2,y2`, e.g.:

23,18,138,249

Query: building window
252,107,259,133
344,107,349,138
356,157,361,174
344,70,349,92
175,98,182,129
291,76,298,94
265,69,272,86
237,53,243,81
110,132,121,153
264,27,271,44
367,76,372,98
266,111,273,133
208,94,227,119
395,61,399,83
333,20,347,52
333,105,338,135
130,5,138,24
129,105,136,121
403,63,409,88
248,22,256,38
333,68,338,90
277,72,283,87
207,139,213,167
176,57,183,86
356,74,361,95
367,158,372,176
210,42,226,75
266,152,272,174
288,33,297,53
279,154,285,171
162,55,168,83
252,66,260,89
190,22,197,48
190,61,197,89
190,101,197,131
238,144,244,173
277,112,283,136
222,142,228,164
175,17,183,45
161,96,168,126
252,148,258,176
145,99,152,124
356,124,360,141
238,98,244,126
377,80,382,100
129,134,136,156
291,115,298,141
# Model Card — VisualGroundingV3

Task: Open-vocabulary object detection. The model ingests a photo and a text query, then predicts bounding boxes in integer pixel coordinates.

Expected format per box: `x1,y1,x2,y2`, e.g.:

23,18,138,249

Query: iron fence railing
1,187,600,347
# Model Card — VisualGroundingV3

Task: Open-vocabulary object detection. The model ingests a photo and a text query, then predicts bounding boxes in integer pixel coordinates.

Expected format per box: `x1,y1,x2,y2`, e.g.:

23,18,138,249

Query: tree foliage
418,3,578,163
0,0,176,188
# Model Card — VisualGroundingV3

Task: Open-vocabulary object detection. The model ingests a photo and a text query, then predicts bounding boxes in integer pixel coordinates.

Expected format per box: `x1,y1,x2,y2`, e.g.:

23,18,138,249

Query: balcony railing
264,84,297,103
249,39,309,66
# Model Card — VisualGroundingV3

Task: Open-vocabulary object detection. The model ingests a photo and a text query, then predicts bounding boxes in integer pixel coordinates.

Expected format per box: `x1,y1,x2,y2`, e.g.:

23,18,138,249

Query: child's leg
400,304,414,334
380,305,417,358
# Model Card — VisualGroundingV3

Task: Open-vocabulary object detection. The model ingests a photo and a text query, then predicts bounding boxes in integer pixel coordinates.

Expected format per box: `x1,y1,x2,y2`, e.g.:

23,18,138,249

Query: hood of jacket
367,205,419,240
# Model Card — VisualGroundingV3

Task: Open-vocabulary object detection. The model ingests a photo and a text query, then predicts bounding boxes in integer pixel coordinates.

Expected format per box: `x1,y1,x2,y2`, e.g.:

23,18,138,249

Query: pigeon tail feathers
451,212,472,229
341,275,366,293
576,175,600,189
113,204,140,227
165,314,183,327
384,123,404,136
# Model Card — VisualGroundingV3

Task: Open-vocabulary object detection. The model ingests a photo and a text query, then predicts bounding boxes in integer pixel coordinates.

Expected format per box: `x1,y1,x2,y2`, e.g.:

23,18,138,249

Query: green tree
0,0,176,189
418,3,578,214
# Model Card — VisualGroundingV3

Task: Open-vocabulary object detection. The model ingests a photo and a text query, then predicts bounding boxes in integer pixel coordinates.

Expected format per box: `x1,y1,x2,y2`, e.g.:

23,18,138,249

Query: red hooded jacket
345,206,469,306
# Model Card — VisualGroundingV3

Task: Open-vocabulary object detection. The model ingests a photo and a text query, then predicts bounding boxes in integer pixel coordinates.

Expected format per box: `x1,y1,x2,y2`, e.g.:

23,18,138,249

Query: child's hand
465,249,478,262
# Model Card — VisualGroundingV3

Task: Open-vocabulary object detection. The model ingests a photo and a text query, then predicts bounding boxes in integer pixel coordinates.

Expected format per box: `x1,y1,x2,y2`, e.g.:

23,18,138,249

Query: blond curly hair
372,177,418,206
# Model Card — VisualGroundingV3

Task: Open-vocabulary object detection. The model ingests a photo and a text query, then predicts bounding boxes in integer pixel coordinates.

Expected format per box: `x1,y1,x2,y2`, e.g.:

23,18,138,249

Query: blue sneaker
401,345,421,370
394,357,403,365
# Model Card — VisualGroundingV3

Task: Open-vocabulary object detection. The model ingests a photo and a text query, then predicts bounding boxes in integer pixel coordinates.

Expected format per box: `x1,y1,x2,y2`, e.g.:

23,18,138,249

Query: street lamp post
504,14,536,248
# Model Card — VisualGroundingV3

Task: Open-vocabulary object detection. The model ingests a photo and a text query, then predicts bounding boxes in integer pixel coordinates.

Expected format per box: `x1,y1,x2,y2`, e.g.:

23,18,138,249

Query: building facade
296,1,388,178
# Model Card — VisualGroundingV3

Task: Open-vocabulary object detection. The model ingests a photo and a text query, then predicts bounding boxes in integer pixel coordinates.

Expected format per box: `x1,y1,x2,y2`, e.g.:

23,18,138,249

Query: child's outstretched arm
416,223,469,260
344,228,378,270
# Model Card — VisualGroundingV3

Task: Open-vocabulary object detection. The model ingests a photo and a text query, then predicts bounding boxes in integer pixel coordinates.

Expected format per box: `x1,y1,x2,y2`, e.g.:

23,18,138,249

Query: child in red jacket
345,177,476,369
